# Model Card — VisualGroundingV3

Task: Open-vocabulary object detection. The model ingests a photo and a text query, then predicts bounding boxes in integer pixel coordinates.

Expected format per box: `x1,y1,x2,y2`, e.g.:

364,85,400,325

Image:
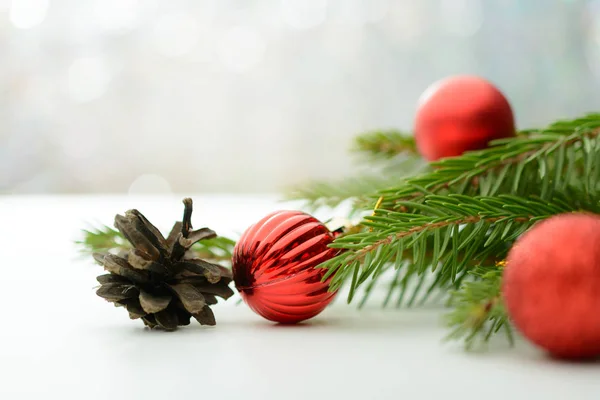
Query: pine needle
352,129,418,160
444,265,511,349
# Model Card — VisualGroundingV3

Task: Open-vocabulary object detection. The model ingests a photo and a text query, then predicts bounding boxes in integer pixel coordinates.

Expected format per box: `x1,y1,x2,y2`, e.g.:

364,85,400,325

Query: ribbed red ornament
232,210,339,324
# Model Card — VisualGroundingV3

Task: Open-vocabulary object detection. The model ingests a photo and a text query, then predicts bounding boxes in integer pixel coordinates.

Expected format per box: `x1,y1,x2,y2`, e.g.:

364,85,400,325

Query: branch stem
356,215,531,261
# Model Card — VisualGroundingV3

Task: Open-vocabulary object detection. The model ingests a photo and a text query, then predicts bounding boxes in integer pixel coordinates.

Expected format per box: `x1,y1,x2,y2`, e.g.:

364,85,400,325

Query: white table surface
0,194,599,400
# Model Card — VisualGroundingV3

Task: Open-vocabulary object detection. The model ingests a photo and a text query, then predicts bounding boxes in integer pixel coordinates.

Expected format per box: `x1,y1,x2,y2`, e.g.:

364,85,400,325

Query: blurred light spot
10,171,59,194
153,12,199,57
9,0,48,29
590,1,600,46
217,26,266,73
67,56,112,103
586,51,600,81
93,0,140,33
335,0,388,25
60,129,100,161
187,30,218,64
128,174,172,194
193,0,218,24
584,4,600,81
440,0,483,37
363,0,388,23
383,2,426,44
21,76,56,116
281,0,327,30
317,26,364,71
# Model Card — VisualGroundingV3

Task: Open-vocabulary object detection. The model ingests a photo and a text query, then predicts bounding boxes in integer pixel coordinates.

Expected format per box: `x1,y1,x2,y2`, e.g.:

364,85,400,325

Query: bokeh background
2,0,600,194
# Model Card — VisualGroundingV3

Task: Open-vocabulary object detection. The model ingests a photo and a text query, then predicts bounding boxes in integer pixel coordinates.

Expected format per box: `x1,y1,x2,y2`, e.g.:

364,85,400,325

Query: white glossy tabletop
0,195,598,400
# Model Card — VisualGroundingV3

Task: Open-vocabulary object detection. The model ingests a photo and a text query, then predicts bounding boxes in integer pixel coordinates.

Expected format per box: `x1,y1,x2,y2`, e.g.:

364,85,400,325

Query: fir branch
322,194,578,301
444,264,512,349
352,213,525,261
285,157,426,214
286,113,600,348
77,225,128,253
285,175,405,213
192,236,237,262
77,225,236,263
352,129,418,159
374,113,600,211
285,129,422,213
356,258,467,310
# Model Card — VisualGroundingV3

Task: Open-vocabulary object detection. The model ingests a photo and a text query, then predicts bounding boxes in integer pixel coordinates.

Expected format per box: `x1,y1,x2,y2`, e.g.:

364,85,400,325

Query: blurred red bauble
232,210,339,324
414,75,516,161
503,213,600,359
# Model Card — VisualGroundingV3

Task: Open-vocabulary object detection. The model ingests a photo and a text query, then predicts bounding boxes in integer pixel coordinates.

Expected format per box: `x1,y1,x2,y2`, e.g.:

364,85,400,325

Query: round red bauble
503,213,600,359
414,75,516,161
232,210,338,324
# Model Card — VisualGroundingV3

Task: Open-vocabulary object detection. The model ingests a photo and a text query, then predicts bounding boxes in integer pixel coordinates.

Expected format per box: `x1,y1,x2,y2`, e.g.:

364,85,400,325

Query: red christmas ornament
503,213,600,359
414,75,516,161
232,210,339,324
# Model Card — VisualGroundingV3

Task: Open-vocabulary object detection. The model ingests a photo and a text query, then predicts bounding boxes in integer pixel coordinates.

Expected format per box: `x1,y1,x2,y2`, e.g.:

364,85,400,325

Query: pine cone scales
93,198,234,330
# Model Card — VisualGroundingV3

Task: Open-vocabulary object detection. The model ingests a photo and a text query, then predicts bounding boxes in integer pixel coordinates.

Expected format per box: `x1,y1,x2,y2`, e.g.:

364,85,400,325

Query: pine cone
93,198,234,330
